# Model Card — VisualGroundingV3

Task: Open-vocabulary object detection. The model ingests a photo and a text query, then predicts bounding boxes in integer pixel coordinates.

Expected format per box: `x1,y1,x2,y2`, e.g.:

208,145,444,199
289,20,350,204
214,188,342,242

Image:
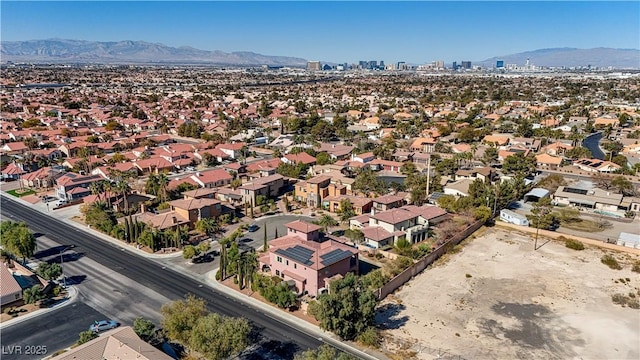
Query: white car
89,320,119,332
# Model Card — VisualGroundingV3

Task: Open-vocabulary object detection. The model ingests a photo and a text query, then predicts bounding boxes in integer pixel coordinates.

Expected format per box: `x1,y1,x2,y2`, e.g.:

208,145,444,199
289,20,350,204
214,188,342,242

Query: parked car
89,320,119,332
247,224,259,232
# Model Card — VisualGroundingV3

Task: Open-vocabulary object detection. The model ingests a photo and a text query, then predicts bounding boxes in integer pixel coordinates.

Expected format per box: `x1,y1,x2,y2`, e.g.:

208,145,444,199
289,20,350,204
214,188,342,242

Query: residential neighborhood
1,62,640,360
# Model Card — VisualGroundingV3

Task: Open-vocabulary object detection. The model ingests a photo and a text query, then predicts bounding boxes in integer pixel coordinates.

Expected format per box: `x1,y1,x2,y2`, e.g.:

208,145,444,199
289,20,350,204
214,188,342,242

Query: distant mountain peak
0,39,308,66
479,47,640,69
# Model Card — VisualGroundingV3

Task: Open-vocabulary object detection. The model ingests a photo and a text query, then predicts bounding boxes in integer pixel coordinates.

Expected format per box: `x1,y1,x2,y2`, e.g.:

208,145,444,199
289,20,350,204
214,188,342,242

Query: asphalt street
1,302,107,360
1,197,326,357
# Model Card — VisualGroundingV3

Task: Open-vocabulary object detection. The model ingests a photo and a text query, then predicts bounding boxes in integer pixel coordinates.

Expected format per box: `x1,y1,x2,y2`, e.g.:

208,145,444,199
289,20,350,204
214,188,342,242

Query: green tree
482,146,499,166
344,228,364,244
474,205,492,223
36,262,62,281
294,344,356,360
187,313,251,360
182,245,200,260
565,146,592,160
0,220,37,263
161,295,207,345
338,199,356,223
77,330,98,345
315,152,333,165
133,317,156,342
436,194,457,213
352,168,385,196
503,152,536,175
313,273,377,341
23,285,45,304
316,214,338,232
263,223,268,252
359,269,389,291
262,281,297,309
526,197,554,250
611,176,634,196
196,218,219,239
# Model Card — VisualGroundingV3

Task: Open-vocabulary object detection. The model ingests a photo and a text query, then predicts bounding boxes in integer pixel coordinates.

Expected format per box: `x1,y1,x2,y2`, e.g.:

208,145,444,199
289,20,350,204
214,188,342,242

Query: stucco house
259,220,358,297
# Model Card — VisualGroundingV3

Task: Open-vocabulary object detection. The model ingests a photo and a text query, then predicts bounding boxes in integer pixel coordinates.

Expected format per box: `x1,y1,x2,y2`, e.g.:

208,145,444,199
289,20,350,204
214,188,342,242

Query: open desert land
377,228,640,360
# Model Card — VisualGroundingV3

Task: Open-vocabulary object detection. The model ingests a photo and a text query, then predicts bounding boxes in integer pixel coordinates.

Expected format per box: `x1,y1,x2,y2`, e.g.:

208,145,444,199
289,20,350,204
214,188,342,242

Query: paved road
1,302,107,360
1,197,325,357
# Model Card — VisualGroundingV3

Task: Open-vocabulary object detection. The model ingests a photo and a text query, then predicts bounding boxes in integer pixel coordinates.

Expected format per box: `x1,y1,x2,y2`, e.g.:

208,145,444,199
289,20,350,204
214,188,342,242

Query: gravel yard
377,228,640,360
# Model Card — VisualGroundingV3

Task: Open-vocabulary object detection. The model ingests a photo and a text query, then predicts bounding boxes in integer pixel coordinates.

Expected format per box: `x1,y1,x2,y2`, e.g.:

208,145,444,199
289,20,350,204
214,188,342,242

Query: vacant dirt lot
377,228,640,360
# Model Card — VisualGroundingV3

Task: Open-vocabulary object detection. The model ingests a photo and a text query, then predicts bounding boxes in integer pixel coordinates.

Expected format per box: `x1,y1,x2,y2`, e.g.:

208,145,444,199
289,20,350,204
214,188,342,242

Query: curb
0,286,78,330
179,266,386,360
0,192,183,260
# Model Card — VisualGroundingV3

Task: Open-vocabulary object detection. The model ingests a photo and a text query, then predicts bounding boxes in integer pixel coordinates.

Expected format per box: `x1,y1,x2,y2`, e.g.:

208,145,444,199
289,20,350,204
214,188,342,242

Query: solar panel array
320,249,352,266
275,245,315,266
564,187,588,195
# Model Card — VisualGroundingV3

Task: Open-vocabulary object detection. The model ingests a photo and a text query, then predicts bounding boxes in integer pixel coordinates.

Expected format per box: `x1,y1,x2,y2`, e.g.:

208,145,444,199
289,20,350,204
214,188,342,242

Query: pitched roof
169,197,220,210
286,220,321,234
361,226,394,242
284,152,316,165
50,326,172,360
269,235,357,271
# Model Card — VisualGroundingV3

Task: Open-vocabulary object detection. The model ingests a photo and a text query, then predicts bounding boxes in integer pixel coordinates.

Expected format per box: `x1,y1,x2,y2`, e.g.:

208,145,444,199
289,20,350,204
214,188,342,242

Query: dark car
247,224,259,232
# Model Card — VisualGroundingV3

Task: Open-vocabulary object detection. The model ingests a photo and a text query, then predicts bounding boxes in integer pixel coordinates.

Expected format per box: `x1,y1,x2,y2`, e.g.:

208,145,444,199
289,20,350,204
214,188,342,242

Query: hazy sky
2,1,638,64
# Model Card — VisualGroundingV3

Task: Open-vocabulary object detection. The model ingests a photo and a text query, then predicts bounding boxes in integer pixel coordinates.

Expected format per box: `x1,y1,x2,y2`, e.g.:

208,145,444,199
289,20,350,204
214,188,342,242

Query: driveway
239,214,316,250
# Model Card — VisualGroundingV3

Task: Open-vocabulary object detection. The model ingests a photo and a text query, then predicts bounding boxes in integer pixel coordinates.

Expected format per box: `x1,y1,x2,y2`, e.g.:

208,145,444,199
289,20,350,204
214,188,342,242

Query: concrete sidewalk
0,286,78,330
1,192,183,260
1,191,388,359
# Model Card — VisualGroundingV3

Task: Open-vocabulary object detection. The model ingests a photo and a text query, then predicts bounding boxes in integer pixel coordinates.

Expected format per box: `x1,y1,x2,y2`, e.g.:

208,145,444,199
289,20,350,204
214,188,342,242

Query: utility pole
425,155,431,200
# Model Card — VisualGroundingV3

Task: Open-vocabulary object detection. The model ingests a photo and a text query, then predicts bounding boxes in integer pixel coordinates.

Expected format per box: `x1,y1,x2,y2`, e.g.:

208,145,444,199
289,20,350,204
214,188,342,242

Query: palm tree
114,178,131,214
316,214,338,233
242,251,258,290
89,181,103,204
157,173,169,202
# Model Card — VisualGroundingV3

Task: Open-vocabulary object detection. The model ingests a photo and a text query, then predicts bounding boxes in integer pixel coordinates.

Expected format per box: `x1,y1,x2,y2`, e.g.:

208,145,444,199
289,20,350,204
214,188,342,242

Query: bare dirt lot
377,228,640,360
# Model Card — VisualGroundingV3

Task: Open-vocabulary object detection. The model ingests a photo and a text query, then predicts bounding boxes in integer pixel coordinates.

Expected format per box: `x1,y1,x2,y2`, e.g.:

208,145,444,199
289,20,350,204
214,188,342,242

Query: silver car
89,320,119,332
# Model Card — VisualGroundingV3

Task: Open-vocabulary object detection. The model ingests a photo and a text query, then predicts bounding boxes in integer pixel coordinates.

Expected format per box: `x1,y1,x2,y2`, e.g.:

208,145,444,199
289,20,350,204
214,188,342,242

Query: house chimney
140,203,146,213
172,216,177,224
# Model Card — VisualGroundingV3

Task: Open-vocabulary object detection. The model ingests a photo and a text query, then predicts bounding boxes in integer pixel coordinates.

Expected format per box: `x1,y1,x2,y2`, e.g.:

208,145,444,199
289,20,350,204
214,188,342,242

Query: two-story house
239,174,285,205
56,173,105,201
355,205,448,249
294,175,332,208
259,220,358,297
168,197,222,227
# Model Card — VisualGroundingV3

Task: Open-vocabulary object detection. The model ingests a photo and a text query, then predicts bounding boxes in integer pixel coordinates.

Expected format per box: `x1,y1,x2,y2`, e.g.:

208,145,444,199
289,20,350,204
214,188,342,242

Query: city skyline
1,1,639,64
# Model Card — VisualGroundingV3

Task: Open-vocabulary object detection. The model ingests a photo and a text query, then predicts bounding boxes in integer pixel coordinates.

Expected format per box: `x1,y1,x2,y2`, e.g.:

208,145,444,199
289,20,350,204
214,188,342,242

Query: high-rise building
379,60,385,69
496,60,504,69
435,60,444,69
452,61,457,70
306,61,321,71
461,61,472,69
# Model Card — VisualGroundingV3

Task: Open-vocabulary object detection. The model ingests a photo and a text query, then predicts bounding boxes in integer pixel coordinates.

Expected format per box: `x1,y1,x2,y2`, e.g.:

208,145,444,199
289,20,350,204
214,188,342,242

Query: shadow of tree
375,302,409,330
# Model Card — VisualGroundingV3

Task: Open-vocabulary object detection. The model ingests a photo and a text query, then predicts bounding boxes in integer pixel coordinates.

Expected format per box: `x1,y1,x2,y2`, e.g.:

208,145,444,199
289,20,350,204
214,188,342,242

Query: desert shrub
357,326,380,348
565,238,585,250
612,293,640,309
632,262,640,273
601,254,622,270
465,273,472,278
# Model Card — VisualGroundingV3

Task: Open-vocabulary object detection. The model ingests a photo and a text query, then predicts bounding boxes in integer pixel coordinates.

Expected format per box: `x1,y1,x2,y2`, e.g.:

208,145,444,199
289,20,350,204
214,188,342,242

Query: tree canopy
0,220,37,263
313,273,377,341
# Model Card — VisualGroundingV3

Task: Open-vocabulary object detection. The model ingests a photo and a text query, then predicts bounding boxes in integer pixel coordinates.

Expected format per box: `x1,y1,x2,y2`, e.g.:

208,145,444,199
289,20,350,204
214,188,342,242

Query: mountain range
0,39,308,67
1,39,639,69
477,47,640,69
